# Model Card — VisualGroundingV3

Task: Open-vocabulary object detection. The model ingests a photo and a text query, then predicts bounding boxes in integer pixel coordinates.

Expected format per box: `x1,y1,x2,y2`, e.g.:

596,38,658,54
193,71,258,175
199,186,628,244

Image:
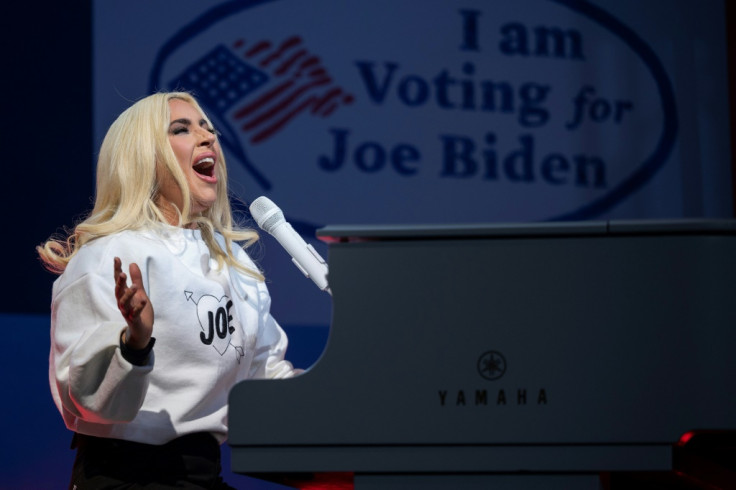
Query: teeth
194,157,214,168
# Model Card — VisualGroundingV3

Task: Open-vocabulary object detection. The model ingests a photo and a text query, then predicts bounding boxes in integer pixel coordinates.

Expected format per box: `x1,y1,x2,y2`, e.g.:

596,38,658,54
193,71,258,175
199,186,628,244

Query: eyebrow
169,118,210,127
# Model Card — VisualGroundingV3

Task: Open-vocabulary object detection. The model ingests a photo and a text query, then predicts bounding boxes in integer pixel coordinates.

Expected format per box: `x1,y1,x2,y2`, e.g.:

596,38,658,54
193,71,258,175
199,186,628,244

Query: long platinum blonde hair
37,91,263,280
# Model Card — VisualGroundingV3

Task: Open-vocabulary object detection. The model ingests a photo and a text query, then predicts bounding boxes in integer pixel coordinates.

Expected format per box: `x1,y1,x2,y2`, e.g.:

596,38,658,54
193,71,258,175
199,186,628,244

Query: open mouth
193,157,215,178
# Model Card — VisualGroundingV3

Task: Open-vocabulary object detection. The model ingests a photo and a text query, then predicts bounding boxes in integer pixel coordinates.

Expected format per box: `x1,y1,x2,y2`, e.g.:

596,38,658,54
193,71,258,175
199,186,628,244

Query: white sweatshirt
49,226,296,445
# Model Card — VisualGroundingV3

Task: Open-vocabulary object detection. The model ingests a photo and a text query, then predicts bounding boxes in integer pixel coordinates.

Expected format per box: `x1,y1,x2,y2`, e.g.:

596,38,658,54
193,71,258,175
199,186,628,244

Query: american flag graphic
169,36,354,189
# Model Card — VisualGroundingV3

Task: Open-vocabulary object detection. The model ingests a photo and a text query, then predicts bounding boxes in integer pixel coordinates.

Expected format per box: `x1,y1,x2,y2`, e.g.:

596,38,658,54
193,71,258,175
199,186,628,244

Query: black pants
69,432,236,489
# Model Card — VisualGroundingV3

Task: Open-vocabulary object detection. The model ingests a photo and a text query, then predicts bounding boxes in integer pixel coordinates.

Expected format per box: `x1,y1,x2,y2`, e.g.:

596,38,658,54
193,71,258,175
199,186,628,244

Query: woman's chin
191,198,216,216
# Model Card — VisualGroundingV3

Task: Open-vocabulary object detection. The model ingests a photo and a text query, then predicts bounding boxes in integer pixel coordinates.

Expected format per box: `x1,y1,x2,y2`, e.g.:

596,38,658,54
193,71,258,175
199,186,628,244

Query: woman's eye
171,126,188,135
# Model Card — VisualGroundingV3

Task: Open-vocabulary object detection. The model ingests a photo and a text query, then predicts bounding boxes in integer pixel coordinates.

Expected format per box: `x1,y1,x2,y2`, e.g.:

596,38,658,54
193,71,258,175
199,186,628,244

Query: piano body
229,220,736,489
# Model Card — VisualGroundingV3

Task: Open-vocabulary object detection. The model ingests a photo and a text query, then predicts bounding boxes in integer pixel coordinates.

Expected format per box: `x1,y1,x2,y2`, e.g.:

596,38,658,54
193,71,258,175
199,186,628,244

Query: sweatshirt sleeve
50,249,153,424
228,243,298,380
248,283,298,379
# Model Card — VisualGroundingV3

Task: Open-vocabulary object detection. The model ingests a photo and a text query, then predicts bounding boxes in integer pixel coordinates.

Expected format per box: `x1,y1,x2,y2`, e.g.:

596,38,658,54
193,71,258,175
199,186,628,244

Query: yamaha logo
437,350,548,407
477,350,507,381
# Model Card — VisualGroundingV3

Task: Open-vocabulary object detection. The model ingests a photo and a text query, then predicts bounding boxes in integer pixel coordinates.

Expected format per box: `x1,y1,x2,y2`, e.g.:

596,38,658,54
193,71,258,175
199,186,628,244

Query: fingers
128,262,144,288
112,258,154,347
118,282,135,317
117,282,149,319
113,257,127,297
114,258,142,292
113,257,145,319
117,281,136,306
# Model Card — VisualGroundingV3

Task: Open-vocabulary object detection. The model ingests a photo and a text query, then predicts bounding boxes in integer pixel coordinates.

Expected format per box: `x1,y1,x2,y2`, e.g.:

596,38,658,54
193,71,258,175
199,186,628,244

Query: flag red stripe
260,35,303,67
240,77,330,131
312,87,342,114
297,56,320,74
250,96,318,144
275,49,308,76
246,41,271,57
232,79,295,119
320,102,339,117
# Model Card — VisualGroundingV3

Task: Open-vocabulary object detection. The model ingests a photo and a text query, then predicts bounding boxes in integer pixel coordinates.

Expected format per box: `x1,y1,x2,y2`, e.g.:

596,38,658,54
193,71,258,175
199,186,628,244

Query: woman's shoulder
221,233,260,269
60,230,164,282
80,229,163,256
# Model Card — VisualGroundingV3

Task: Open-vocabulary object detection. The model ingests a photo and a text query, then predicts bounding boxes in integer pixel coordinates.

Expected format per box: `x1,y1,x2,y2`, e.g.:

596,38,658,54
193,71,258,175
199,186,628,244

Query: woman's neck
156,197,198,229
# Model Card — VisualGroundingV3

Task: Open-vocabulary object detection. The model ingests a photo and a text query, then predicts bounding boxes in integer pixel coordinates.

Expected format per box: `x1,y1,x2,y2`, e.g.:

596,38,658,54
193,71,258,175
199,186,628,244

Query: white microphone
249,196,331,294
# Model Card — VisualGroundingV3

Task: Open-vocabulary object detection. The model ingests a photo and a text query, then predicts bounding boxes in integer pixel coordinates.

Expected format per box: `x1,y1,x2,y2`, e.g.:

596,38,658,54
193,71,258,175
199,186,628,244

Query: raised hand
114,257,154,349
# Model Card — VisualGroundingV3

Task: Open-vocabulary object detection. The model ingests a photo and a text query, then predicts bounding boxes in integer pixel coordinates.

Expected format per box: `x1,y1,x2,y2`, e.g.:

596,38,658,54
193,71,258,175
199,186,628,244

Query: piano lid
316,218,736,242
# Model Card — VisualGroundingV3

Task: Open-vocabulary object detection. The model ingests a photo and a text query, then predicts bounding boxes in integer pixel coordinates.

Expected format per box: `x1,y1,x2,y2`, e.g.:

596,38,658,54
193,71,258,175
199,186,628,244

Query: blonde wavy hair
37,91,263,280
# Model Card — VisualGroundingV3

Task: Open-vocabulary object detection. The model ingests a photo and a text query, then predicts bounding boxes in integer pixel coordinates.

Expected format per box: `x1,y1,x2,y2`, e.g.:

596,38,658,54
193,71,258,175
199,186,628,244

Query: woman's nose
198,129,215,146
